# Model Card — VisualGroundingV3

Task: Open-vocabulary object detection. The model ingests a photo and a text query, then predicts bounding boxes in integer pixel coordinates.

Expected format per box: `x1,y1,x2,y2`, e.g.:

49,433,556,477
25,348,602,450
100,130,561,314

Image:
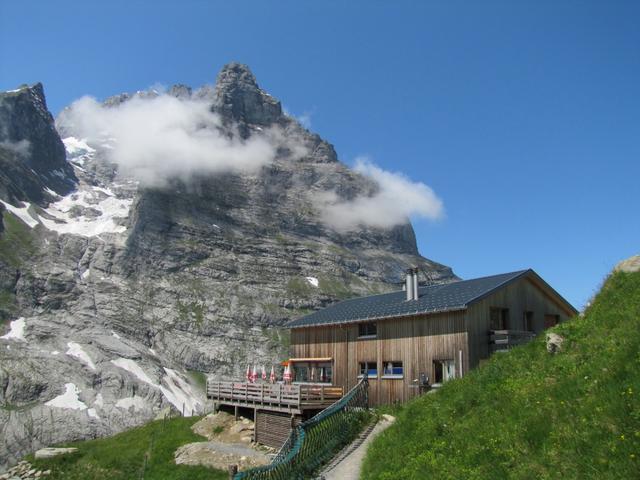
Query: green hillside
362,271,640,479
29,416,226,480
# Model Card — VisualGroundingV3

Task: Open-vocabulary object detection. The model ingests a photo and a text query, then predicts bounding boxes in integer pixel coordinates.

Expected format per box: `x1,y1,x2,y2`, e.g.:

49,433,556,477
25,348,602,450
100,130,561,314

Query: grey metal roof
287,270,531,328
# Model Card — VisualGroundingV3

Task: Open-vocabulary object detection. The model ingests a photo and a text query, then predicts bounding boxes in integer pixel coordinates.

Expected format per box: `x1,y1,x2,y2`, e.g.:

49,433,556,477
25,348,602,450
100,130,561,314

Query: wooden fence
206,381,344,412
489,329,536,352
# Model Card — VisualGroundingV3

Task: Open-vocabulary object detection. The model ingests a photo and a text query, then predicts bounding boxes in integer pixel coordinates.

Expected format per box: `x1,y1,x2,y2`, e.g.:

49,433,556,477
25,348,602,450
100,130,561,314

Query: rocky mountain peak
0,83,77,204
216,62,259,89
213,62,282,126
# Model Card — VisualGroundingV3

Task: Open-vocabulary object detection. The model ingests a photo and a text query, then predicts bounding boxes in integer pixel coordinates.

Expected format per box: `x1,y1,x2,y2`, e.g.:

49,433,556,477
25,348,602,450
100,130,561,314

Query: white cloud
283,106,313,129
319,157,444,232
296,111,313,129
58,94,279,186
0,139,30,156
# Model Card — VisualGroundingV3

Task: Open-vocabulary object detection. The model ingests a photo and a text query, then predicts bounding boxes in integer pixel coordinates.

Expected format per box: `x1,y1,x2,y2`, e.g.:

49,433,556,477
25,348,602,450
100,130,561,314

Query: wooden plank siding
291,310,468,406
465,276,574,369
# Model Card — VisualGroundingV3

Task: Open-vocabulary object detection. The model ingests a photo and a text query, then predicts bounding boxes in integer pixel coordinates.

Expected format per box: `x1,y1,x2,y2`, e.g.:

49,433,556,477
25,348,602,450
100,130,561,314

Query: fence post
296,384,301,408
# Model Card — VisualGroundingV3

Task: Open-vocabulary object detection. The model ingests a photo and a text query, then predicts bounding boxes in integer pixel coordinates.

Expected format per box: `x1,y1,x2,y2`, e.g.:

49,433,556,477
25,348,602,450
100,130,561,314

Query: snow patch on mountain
111,358,156,386
66,342,96,370
63,137,95,166
0,318,26,341
38,185,132,237
0,200,39,228
45,383,88,411
159,368,202,416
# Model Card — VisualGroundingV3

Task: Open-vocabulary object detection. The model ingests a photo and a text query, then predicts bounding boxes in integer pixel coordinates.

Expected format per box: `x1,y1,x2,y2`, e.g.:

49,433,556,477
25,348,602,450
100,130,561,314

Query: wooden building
287,269,577,406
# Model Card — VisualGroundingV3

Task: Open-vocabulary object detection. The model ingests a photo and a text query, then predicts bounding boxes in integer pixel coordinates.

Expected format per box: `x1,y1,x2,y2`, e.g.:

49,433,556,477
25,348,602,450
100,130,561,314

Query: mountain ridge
0,63,455,471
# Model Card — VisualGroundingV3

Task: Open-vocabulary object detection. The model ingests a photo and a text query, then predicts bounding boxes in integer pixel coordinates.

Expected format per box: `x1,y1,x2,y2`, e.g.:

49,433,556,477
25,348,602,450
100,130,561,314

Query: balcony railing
489,329,536,352
206,381,344,413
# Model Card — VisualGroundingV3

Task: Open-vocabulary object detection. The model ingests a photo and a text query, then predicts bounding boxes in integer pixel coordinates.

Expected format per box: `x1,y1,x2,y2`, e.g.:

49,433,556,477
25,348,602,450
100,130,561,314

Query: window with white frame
433,359,456,384
382,361,403,378
359,361,378,378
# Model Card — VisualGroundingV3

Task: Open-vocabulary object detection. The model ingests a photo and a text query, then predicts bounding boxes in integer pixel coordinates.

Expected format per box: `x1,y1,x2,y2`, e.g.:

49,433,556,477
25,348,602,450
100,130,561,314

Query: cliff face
0,84,77,205
0,63,455,470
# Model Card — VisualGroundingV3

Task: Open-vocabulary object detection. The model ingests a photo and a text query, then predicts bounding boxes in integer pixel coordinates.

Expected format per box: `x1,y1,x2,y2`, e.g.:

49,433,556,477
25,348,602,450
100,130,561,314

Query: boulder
34,447,78,459
546,333,564,353
614,255,640,273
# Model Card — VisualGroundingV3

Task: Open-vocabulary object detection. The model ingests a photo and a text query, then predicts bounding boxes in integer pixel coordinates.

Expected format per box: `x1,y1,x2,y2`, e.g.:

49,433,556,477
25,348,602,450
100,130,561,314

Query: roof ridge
418,269,529,290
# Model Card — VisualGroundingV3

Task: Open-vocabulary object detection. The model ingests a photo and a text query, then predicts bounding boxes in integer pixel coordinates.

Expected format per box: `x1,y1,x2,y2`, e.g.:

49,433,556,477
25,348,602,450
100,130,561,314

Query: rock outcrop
0,84,77,205
0,63,456,471
614,255,640,274
546,332,564,353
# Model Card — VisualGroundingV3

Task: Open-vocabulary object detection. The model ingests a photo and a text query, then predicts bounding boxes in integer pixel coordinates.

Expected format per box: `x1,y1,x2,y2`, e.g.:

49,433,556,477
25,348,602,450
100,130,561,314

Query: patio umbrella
269,365,276,383
283,364,292,384
245,365,251,383
261,365,267,381
251,365,258,383
310,366,316,382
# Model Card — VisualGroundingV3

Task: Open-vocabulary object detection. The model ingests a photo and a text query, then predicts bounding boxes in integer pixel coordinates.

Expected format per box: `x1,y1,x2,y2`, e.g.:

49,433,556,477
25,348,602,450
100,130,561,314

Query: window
523,311,534,331
358,322,377,338
359,361,378,378
433,359,456,384
382,361,403,378
490,307,510,330
292,361,333,384
544,314,560,329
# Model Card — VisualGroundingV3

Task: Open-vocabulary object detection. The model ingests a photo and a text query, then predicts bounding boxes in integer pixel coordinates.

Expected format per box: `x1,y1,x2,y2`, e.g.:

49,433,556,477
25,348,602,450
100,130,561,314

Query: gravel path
321,415,396,480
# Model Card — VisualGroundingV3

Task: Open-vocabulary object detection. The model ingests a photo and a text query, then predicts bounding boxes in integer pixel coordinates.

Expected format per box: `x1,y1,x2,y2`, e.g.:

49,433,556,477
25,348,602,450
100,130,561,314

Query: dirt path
173,411,273,471
321,414,395,480
174,440,270,470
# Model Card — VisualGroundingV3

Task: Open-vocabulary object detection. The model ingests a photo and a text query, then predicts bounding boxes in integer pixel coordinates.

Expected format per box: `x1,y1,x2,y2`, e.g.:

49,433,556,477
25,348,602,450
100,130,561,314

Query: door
544,314,559,328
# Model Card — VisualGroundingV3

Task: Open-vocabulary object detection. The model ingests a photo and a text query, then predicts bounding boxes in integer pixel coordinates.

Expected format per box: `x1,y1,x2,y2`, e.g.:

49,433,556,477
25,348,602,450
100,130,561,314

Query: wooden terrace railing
206,381,344,413
489,329,536,352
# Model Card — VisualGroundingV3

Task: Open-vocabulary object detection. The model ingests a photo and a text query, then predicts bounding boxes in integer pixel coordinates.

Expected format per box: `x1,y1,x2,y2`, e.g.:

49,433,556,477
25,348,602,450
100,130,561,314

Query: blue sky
1,1,638,308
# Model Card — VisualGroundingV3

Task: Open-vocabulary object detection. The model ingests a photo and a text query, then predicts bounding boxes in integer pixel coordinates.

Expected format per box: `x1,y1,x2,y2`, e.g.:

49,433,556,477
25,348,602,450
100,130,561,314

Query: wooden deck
206,381,344,414
489,329,536,352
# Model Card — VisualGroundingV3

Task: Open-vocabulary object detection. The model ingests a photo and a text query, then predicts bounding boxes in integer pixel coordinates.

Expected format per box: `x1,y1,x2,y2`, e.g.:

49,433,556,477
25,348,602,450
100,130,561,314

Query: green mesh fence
235,377,371,480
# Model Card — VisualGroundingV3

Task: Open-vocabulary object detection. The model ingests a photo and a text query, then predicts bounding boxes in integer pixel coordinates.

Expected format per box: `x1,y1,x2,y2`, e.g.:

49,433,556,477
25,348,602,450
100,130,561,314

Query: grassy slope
29,416,227,480
362,271,640,479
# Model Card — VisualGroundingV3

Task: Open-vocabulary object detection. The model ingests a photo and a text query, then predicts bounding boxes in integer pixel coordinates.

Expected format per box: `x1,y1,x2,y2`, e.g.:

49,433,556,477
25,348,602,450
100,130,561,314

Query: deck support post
234,405,238,420
253,408,257,442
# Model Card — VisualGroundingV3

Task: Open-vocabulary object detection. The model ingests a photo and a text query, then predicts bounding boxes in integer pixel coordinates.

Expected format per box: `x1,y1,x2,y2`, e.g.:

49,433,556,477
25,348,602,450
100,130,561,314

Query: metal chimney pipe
413,268,419,300
405,269,414,301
